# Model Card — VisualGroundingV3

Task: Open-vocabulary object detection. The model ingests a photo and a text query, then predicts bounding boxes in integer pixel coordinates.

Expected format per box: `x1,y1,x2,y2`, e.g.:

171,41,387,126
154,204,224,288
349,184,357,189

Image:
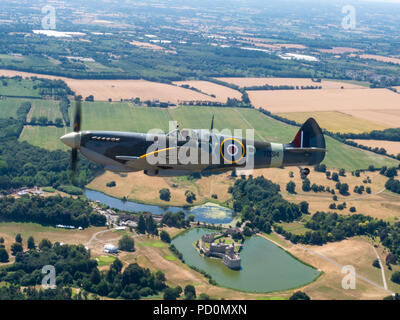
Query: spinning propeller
60,99,82,179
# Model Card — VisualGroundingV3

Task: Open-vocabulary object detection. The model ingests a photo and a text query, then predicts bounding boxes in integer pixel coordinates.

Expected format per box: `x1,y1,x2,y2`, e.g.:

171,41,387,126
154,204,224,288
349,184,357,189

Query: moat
172,228,321,293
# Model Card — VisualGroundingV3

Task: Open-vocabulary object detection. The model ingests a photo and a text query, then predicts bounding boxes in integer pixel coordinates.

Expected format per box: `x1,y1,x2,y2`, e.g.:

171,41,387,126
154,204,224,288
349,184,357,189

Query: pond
172,228,320,293
85,189,233,224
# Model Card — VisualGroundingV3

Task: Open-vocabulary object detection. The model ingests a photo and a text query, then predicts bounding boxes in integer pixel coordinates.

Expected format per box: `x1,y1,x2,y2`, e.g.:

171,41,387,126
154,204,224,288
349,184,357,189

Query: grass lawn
276,221,310,235
96,255,116,266
164,255,177,261
137,241,167,248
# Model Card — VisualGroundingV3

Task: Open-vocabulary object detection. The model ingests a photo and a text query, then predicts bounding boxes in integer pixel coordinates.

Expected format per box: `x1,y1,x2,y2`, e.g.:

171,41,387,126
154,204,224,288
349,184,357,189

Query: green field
29,100,62,122
19,102,400,171
19,125,68,150
0,97,30,118
96,255,116,266
276,222,309,235
0,76,42,97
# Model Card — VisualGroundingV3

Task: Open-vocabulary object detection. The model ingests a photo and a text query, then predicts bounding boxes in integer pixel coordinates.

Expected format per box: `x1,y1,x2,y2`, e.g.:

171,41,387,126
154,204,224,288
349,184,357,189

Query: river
85,189,233,224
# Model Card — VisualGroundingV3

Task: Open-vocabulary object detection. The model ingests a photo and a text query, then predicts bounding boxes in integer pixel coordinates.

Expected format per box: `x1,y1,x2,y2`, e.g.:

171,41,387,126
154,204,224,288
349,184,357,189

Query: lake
172,228,320,293
85,189,233,224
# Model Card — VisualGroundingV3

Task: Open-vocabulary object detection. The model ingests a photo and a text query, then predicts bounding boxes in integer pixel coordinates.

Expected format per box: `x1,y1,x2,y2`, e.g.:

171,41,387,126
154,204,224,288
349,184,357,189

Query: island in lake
196,229,243,270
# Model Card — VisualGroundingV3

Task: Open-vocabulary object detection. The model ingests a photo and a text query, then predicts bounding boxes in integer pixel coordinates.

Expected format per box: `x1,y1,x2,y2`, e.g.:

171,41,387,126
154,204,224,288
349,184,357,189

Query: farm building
104,244,118,254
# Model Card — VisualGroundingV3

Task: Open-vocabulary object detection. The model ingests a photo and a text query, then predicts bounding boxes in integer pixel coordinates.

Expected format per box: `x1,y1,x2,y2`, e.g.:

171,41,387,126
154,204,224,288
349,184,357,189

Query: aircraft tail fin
289,118,326,164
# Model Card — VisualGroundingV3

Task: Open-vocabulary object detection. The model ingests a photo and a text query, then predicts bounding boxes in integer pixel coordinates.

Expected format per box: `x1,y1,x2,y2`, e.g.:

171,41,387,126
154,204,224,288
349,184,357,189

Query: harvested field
215,77,365,89
277,111,389,133
342,109,400,128
318,47,362,54
248,88,400,113
61,79,215,103
252,167,400,220
173,80,242,102
349,140,400,156
358,54,400,65
0,69,216,103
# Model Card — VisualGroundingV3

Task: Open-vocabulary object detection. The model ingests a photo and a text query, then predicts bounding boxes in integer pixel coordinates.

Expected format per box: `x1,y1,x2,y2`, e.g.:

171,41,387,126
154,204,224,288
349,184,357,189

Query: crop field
173,80,242,102
247,88,400,113
247,88,400,132
215,77,365,89
341,109,400,128
0,69,218,103
64,79,214,103
358,54,400,65
28,100,62,122
349,139,400,156
277,111,389,133
21,103,399,171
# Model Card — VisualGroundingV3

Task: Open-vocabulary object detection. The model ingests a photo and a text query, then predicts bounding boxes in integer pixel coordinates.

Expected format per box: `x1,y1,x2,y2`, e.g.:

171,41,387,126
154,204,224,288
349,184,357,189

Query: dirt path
370,245,388,291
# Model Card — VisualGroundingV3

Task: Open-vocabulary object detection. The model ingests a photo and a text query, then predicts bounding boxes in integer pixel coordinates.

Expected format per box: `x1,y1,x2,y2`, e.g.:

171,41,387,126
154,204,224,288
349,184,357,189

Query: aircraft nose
60,132,81,149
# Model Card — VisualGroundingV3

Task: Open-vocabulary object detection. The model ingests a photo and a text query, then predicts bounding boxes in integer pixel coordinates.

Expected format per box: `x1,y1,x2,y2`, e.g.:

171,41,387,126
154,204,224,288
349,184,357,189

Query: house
104,244,118,254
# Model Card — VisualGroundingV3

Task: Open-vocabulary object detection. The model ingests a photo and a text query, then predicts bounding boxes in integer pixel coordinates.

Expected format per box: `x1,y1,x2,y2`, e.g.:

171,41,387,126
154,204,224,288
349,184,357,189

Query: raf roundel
220,138,245,163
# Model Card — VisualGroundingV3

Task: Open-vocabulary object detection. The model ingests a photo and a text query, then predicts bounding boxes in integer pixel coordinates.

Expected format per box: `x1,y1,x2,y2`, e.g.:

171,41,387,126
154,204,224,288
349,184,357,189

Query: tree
137,215,147,234
386,253,397,265
163,286,182,300
198,293,210,300
39,239,52,250
15,234,22,243
331,172,339,182
300,201,309,214
302,178,311,192
339,183,349,196
0,248,9,262
118,235,135,252
286,181,296,194
159,188,171,201
349,207,356,213
372,259,380,269
339,168,346,177
243,226,252,237
27,236,35,250
11,242,23,256
55,118,63,127
391,271,400,284
185,190,196,203
85,95,94,102
145,215,158,235
184,285,196,300
160,230,171,243
289,291,310,300
110,258,123,273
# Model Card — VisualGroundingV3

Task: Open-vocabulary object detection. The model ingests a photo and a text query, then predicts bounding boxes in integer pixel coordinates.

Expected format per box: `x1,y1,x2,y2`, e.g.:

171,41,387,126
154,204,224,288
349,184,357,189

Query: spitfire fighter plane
60,101,326,179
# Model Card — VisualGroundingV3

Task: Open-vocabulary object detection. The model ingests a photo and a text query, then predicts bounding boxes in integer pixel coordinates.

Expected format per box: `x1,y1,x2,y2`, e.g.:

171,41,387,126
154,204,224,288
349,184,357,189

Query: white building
104,244,118,254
